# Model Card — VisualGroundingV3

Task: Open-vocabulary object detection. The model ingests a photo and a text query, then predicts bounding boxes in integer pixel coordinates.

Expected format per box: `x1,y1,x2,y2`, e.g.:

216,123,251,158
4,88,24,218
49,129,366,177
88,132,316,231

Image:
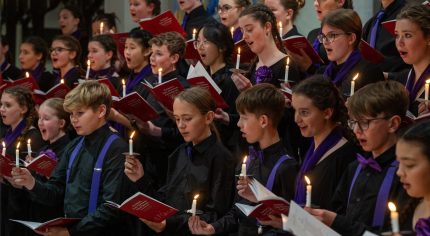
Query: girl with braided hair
0,85,45,236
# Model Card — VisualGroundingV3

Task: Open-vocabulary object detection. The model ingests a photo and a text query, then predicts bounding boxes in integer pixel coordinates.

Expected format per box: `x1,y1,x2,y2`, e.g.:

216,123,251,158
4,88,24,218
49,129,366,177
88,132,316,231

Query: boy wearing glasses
307,80,413,235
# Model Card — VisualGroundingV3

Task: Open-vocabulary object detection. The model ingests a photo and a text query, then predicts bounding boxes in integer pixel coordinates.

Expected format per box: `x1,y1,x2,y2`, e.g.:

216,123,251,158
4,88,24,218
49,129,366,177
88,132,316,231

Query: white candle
100,22,104,34
129,131,135,154
305,176,312,207
284,57,290,83
25,72,30,78
240,155,247,177
2,141,5,157
191,194,199,216
279,22,283,38
350,73,359,97
15,142,20,167
158,68,163,84
388,202,399,233
192,28,197,41
425,79,429,102
230,27,234,37
85,60,91,79
281,214,288,231
60,79,65,84
122,79,126,97
27,139,31,156
235,47,241,69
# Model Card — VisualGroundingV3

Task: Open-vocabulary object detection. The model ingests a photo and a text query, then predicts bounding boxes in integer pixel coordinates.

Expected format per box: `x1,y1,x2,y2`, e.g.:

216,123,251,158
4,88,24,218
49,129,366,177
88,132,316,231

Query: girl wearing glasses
19,36,56,92
395,4,430,117
217,0,251,43
50,35,84,88
264,0,305,39
317,9,384,98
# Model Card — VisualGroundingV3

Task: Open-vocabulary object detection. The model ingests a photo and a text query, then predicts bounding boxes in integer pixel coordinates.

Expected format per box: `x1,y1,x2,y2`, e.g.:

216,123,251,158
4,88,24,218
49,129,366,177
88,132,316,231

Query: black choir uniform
133,134,236,235
331,146,413,235
211,141,298,236
282,25,302,39
57,67,84,89
1,126,46,236
182,6,216,40
308,28,329,65
31,68,56,93
305,138,358,210
26,124,128,236
362,0,408,74
0,60,21,81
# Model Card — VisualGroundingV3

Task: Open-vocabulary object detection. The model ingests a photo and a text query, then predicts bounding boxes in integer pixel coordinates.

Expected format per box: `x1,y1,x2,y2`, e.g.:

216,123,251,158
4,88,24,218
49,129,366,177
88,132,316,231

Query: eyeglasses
49,47,71,54
317,32,350,43
193,40,211,49
217,4,238,14
348,117,389,131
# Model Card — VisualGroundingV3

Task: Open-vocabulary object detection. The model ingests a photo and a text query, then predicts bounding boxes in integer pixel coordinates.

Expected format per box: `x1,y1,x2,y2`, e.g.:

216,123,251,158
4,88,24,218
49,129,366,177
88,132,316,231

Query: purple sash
294,127,343,204
369,10,385,48
3,120,26,148
323,50,362,86
66,134,119,214
126,65,151,94
255,66,273,84
416,217,430,236
39,149,58,161
30,63,44,82
233,28,243,43
405,64,430,106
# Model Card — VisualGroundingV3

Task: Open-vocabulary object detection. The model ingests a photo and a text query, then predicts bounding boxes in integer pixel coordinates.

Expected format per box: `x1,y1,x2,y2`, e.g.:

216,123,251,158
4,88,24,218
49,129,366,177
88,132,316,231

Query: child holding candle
395,4,430,117
11,81,129,236
124,87,235,235
217,0,251,43
0,86,45,236
91,12,118,36
307,80,414,235
264,0,304,39
188,84,298,235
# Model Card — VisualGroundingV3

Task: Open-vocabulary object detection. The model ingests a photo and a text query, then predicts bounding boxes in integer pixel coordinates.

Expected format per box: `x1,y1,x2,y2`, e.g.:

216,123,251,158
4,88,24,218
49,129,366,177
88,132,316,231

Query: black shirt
1,60,21,81
331,145,413,235
282,25,302,39
29,124,128,236
183,6,217,40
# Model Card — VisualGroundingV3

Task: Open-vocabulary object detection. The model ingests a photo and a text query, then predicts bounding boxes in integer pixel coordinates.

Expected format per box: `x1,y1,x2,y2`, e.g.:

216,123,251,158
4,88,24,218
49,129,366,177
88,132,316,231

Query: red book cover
0,75,39,93
97,78,120,97
139,11,186,37
141,79,185,111
184,39,200,61
0,155,14,178
359,39,384,64
10,218,81,232
233,39,256,65
110,32,129,58
283,35,324,64
113,92,159,123
25,154,57,178
236,200,289,221
187,76,229,109
105,192,178,223
33,83,70,105
381,19,396,37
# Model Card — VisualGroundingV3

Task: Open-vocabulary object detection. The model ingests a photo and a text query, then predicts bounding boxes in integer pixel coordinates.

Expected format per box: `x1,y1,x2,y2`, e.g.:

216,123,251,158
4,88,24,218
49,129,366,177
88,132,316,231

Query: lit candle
235,47,241,69
192,28,197,41
425,79,429,103
129,131,135,154
15,142,20,167
388,202,399,233
305,176,312,207
281,214,288,231
279,22,283,37
158,68,163,84
60,79,65,84
122,79,126,97
284,57,290,83
2,141,5,157
230,27,234,37
240,155,247,177
85,60,91,79
191,194,199,216
25,72,30,78
27,139,31,156
350,73,359,97
100,22,104,34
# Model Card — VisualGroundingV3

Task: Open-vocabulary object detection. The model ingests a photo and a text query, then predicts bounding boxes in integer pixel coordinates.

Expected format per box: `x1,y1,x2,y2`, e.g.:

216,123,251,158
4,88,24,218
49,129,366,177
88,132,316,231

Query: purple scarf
323,50,362,86
3,119,26,148
55,67,77,84
255,66,273,84
405,64,430,106
39,149,58,161
29,63,44,82
416,218,430,236
126,65,151,94
294,127,343,204
233,28,243,43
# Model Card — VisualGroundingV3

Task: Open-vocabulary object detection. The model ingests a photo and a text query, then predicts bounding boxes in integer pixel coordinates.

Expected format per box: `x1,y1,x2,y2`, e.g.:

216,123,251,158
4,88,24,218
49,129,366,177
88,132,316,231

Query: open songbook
10,218,80,232
282,35,323,64
139,11,186,37
141,78,185,111
112,92,159,123
105,192,178,223
33,82,70,105
235,178,290,221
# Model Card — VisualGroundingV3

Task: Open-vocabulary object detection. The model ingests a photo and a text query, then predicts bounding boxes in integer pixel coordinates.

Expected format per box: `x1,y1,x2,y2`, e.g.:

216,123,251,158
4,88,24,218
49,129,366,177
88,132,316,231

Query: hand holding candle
158,68,163,84
191,194,199,216
2,141,5,157
235,47,241,69
388,202,399,233
284,57,290,83
305,176,312,207
129,131,135,154
122,79,126,97
27,139,32,156
240,155,247,177
85,60,91,79
16,142,20,167
350,73,359,97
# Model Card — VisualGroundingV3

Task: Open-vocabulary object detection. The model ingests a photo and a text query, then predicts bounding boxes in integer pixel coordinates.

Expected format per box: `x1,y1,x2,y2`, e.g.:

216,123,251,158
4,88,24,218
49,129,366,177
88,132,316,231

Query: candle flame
100,22,104,32
388,202,397,212
27,139,31,145
238,47,241,55
158,68,162,73
193,28,197,34
122,79,125,85
2,141,5,147
60,79,65,84
352,73,359,81
230,27,234,35
304,176,311,185
287,57,290,66
194,194,200,200
16,142,20,149
242,155,247,164
426,79,430,84
130,131,135,139
25,72,30,78
87,59,91,66
278,21,282,28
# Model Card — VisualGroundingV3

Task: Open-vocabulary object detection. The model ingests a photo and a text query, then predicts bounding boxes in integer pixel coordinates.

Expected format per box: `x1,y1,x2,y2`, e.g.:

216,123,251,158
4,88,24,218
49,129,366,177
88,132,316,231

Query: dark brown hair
279,0,305,20
321,9,362,48
397,4,430,38
52,35,82,66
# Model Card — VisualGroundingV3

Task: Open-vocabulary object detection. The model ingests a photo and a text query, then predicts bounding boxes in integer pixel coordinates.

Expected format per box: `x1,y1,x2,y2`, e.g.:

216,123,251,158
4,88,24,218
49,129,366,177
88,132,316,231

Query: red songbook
283,35,324,64
0,155,14,177
25,154,58,178
79,78,120,98
233,39,256,65
110,32,129,58
10,218,81,232
186,62,229,109
112,92,159,123
33,83,70,105
0,75,39,93
184,39,200,61
141,79,185,111
359,39,384,64
381,19,396,37
105,192,178,223
235,178,289,221
139,11,186,37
